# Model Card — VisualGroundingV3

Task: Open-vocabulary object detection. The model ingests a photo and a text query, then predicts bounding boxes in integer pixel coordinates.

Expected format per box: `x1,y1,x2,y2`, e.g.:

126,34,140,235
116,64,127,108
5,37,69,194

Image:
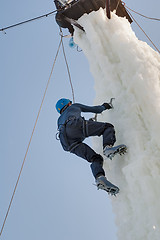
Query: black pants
64,118,116,178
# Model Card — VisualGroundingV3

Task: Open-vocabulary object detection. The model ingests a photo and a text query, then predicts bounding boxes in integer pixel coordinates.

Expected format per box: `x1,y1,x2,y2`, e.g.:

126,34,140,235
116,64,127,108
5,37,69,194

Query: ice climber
56,98,127,195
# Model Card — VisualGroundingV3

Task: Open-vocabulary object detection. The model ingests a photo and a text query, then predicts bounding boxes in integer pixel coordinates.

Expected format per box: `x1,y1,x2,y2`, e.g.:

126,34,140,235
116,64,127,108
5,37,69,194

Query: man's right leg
70,142,105,179
71,142,119,195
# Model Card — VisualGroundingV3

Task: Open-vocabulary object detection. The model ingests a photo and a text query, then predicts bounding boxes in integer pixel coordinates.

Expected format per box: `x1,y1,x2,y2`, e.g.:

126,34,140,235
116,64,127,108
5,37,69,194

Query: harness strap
58,117,89,151
69,142,82,152
82,119,89,137
64,116,76,124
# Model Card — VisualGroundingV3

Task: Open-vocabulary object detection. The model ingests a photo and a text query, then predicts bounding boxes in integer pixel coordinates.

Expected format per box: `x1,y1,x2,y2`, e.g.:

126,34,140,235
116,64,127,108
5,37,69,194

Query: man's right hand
102,103,112,110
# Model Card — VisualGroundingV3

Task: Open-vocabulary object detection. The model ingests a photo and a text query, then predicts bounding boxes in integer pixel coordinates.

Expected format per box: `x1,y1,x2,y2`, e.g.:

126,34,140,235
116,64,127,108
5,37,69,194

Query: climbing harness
57,117,83,152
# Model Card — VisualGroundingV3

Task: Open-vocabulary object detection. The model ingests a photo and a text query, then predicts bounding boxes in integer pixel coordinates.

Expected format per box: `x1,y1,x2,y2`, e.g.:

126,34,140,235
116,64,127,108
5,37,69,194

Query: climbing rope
125,8,160,54
115,0,121,12
60,29,75,103
123,4,160,21
0,10,57,33
0,38,62,238
1,3,159,236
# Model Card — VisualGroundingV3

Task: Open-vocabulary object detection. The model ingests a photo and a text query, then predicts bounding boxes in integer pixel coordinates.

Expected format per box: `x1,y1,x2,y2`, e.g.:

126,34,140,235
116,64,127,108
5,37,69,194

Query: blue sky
0,0,159,239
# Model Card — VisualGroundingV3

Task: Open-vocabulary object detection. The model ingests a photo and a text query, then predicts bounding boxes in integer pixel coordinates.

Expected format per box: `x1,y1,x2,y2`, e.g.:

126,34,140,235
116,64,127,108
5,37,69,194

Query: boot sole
106,145,127,160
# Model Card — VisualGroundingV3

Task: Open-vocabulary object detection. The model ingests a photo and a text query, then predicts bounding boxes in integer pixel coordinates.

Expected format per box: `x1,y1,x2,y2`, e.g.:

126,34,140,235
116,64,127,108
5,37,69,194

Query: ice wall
74,9,160,240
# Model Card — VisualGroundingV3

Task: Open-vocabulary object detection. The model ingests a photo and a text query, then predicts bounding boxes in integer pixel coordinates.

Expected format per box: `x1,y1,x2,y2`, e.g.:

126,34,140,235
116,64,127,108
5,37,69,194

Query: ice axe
90,98,115,122
108,97,115,109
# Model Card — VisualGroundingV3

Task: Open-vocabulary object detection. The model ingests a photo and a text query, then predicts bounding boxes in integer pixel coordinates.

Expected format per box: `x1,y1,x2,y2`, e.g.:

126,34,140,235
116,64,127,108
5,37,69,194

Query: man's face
68,102,72,107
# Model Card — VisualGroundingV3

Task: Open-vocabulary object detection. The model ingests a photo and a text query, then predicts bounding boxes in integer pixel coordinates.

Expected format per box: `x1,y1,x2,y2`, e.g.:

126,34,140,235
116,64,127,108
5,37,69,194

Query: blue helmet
56,98,72,113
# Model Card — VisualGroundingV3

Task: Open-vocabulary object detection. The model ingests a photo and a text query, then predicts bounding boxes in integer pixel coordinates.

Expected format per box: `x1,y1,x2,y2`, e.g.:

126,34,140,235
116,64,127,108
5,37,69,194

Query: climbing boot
96,175,119,196
103,144,127,160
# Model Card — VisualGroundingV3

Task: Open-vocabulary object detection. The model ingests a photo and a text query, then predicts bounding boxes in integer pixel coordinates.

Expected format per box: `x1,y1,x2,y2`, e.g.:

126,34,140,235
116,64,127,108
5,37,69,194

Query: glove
102,102,112,110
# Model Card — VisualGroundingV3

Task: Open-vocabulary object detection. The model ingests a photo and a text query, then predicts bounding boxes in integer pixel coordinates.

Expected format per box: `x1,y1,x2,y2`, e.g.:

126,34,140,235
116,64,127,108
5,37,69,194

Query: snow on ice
74,9,160,240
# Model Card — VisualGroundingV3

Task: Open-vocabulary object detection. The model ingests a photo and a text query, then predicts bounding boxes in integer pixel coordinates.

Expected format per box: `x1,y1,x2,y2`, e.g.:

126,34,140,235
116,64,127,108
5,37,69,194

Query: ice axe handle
108,98,115,109
89,113,97,121
89,98,115,121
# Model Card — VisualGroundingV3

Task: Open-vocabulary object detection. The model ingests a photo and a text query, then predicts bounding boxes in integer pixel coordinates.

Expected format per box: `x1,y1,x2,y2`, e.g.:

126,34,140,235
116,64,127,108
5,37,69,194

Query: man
56,98,126,195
